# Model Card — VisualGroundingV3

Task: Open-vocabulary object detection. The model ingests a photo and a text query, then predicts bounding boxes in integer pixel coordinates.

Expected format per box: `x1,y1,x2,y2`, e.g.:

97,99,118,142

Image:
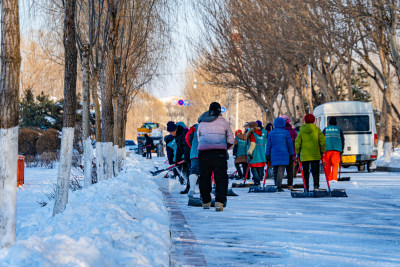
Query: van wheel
357,164,365,172
367,163,376,172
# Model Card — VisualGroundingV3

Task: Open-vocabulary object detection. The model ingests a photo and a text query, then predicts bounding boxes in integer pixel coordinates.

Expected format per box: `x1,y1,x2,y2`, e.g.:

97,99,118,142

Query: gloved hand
296,154,300,159
266,155,271,163
248,153,253,159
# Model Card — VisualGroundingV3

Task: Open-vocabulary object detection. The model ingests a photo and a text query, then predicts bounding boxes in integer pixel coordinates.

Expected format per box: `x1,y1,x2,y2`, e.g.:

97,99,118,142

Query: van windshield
328,115,370,133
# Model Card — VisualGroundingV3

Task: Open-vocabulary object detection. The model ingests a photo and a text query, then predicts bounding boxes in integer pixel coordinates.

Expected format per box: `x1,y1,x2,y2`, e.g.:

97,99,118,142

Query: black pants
199,150,228,204
235,162,248,178
285,157,294,186
301,160,320,189
146,147,152,159
251,167,264,185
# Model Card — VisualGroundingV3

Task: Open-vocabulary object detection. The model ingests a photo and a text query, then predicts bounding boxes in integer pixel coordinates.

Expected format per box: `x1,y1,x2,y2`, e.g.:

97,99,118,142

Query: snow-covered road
170,167,400,266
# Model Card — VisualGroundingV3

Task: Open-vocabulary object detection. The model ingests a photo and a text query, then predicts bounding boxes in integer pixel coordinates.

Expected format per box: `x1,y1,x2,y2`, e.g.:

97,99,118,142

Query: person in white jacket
197,102,234,212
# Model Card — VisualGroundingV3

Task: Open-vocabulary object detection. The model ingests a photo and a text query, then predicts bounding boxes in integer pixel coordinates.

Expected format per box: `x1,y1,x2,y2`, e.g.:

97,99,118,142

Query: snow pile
377,147,400,168
0,156,170,267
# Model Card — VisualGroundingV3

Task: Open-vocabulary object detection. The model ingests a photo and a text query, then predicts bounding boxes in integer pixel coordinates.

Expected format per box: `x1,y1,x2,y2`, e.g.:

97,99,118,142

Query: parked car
314,101,377,172
125,140,138,154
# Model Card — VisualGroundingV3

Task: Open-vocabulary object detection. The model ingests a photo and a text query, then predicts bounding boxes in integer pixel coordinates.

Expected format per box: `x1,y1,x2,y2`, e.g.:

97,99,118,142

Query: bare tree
0,0,21,248
53,0,78,216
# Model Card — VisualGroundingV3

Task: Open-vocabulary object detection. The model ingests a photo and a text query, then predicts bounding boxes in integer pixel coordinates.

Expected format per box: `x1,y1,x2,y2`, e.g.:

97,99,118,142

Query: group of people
163,101,345,212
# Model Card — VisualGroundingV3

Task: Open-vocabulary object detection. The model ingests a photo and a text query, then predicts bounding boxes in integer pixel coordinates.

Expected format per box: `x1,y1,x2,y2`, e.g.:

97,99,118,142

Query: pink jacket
197,115,234,151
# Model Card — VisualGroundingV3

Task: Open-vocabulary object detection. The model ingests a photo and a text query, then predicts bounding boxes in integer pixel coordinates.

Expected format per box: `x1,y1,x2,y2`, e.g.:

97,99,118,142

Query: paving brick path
162,190,207,267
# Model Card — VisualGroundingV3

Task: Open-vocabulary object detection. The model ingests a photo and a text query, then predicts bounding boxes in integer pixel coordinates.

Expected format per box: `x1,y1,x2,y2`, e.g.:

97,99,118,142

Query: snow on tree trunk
0,127,18,248
83,138,93,186
96,143,103,181
377,140,384,158
53,128,75,216
113,144,119,176
101,142,114,179
0,0,21,248
53,0,77,216
81,44,93,187
383,142,392,163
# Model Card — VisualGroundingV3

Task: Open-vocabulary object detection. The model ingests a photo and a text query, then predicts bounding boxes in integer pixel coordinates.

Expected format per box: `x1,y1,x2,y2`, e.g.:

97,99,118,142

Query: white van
313,101,378,172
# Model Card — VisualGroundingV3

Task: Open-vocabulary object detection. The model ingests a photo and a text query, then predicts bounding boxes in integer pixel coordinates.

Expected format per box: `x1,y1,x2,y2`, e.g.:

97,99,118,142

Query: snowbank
377,147,400,168
0,156,170,267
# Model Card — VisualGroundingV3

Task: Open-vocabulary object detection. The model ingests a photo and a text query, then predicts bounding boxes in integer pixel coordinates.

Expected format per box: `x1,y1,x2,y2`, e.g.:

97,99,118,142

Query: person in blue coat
265,117,294,191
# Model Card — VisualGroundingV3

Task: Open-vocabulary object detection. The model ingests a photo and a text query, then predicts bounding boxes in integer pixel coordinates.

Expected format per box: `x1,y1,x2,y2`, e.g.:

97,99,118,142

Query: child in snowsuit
233,130,248,179
247,121,268,186
295,114,326,190
323,117,345,181
266,117,294,191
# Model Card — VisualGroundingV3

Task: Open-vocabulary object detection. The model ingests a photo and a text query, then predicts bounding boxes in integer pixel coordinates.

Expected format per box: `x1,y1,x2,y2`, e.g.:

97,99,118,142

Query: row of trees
0,0,174,248
192,0,400,161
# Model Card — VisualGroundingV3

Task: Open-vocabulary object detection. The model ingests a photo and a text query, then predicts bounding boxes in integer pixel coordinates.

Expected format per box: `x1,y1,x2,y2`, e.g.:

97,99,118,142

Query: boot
188,174,198,198
215,202,224,212
180,186,189,194
202,202,211,209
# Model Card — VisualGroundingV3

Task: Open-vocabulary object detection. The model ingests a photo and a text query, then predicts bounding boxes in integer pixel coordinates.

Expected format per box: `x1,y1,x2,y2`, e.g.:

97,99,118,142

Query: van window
316,117,321,128
328,115,370,133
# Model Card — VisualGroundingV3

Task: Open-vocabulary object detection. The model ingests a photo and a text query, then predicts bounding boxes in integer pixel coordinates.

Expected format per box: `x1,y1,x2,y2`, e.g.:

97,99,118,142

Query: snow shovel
232,159,254,188
338,160,351,181
291,159,316,198
211,172,238,196
150,160,185,176
249,162,277,193
322,158,348,198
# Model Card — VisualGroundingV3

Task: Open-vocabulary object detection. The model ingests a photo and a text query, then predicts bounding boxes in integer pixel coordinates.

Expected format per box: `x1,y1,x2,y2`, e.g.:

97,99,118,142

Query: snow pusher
291,159,329,198
338,162,351,181
322,158,348,197
232,160,254,188
248,163,277,193
150,161,185,176
188,197,227,207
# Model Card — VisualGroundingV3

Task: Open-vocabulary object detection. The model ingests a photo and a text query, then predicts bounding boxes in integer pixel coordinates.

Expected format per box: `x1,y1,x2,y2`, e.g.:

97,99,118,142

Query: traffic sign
184,100,189,106
221,106,226,114
171,99,177,105
178,99,184,106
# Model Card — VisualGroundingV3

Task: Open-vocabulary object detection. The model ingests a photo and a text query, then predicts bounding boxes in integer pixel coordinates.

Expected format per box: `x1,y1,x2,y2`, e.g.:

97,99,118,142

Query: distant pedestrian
323,117,345,182
233,130,248,179
166,121,191,194
295,114,326,190
197,102,234,212
266,117,294,191
144,134,154,159
185,124,200,198
281,115,297,190
246,121,268,186
265,123,274,133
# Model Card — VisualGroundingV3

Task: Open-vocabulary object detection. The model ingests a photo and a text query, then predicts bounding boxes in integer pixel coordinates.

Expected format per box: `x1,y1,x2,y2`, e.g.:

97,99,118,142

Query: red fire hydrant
17,155,25,187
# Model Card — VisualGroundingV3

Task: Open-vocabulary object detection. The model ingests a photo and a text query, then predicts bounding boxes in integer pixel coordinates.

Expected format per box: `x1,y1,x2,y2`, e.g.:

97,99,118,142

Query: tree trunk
53,0,78,216
91,69,101,142
0,0,21,248
81,44,93,187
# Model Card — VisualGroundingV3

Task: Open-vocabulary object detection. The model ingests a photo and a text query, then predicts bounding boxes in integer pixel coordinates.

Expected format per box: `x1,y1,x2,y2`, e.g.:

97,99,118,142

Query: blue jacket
266,117,294,166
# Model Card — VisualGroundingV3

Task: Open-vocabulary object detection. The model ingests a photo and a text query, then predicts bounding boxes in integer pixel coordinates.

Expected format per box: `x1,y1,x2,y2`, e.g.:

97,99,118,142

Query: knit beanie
304,114,315,124
256,120,263,127
329,117,337,125
166,121,177,132
281,115,290,123
209,102,221,116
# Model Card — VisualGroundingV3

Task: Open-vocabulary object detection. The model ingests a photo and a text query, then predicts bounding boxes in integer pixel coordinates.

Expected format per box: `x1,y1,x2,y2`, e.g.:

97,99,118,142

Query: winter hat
266,123,274,132
176,121,187,128
209,102,221,116
166,121,177,132
304,113,315,124
329,117,337,125
256,120,263,127
281,115,290,123
235,129,243,136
